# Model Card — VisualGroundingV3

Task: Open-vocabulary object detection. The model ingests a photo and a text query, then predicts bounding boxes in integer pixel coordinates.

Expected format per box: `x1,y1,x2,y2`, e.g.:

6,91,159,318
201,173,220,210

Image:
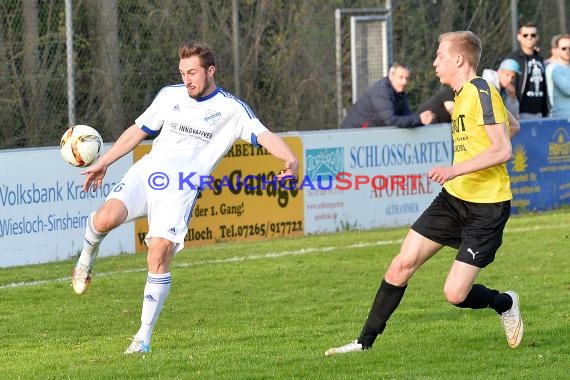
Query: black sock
455,284,512,314
358,279,407,348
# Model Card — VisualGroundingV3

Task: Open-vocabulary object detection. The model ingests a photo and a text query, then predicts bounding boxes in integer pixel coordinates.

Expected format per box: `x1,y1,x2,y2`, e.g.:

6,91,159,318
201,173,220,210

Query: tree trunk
556,0,567,34
0,10,15,148
22,0,42,145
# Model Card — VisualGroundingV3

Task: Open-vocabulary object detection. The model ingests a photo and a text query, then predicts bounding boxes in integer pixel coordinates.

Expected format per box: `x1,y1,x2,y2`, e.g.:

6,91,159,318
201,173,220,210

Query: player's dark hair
178,41,216,69
518,22,538,33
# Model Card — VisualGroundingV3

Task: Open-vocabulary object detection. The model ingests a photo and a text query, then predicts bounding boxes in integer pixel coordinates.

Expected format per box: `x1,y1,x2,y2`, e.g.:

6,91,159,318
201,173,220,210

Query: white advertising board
302,125,452,233
1,125,454,267
0,145,134,267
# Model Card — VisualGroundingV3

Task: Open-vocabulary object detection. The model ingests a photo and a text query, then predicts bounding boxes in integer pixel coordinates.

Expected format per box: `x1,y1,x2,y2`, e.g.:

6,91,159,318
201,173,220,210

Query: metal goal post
335,7,393,127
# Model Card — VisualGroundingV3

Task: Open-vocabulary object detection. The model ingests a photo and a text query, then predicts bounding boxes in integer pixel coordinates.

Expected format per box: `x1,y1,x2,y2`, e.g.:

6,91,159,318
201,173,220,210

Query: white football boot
500,291,524,348
325,340,365,356
71,263,92,295
124,337,151,354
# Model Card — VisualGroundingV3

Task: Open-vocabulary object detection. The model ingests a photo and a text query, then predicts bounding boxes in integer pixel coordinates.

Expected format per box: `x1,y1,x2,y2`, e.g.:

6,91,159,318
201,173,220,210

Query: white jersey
107,85,270,252
135,85,269,176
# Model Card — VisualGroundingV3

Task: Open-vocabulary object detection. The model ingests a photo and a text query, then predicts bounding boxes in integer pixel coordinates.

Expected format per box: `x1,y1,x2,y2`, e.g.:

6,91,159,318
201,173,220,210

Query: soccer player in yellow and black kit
326,31,523,356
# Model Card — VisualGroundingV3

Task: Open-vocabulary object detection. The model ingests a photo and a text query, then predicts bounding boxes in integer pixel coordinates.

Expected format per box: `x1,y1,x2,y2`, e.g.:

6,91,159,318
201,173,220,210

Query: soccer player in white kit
71,41,299,354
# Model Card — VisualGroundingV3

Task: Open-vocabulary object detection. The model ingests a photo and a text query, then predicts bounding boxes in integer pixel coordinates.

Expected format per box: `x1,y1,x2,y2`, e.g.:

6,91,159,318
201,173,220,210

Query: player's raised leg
445,261,523,348
72,199,127,294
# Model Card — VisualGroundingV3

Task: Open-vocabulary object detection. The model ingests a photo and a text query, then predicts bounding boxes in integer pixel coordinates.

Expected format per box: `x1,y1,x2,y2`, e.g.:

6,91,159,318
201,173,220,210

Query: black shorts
411,188,511,268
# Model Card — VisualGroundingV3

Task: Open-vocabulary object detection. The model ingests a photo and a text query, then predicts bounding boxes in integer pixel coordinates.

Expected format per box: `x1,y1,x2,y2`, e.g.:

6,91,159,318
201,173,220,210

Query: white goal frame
335,7,393,127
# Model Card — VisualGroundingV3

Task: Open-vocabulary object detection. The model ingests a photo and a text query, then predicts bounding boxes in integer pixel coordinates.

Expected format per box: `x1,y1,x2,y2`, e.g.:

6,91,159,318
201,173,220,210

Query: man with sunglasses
550,34,570,118
506,22,549,119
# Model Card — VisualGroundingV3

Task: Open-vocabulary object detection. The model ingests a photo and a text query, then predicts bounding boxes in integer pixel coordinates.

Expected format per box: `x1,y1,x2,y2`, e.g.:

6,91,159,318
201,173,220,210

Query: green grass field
1,210,569,379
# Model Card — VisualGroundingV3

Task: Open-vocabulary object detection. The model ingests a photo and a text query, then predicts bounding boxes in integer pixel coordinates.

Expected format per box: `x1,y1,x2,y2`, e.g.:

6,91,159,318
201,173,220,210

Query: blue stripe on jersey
147,274,172,284
251,133,261,148
196,87,221,102
218,88,256,119
140,125,160,135
471,78,496,125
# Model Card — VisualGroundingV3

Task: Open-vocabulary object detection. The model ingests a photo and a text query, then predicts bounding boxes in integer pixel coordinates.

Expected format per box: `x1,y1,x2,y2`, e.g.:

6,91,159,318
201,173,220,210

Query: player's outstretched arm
82,124,148,192
256,131,299,180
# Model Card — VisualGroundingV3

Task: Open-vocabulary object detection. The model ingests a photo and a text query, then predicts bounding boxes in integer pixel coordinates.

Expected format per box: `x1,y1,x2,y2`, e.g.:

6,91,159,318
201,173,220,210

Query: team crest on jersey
204,110,222,128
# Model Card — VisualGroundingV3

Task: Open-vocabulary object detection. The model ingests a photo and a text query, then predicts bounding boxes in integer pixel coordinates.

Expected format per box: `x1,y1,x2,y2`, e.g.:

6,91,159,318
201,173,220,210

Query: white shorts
106,155,200,254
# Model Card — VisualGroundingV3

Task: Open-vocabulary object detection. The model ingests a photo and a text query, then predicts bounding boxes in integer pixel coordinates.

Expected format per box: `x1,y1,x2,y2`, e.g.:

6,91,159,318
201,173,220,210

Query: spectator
550,34,570,118
418,82,520,138
506,22,549,119
545,34,563,111
340,62,434,128
417,85,455,123
482,59,521,119
417,82,520,138
545,34,562,66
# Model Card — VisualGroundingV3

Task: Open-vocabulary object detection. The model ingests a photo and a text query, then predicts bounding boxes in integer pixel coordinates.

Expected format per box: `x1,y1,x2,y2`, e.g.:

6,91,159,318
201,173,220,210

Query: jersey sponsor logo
169,122,213,141
451,114,466,133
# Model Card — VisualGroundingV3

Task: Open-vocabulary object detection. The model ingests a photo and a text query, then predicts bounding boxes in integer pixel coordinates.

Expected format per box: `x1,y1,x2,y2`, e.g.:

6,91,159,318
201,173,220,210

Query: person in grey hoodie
482,58,521,119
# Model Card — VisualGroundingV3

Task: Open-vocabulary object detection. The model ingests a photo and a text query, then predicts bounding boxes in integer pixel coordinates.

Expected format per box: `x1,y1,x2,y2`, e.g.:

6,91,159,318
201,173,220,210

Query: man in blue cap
482,58,521,119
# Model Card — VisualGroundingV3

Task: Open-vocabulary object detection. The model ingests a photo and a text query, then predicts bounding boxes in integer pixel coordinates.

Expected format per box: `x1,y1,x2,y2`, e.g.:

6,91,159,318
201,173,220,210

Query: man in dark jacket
506,22,549,118
341,63,434,128
417,85,455,124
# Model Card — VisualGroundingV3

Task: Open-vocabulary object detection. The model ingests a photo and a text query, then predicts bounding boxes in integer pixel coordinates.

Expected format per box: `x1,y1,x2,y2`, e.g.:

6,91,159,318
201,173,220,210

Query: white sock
77,212,107,268
135,272,172,345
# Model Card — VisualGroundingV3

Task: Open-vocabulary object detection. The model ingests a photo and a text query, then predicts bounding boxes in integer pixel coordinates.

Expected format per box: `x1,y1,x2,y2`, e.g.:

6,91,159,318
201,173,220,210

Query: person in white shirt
545,34,562,111
71,41,299,354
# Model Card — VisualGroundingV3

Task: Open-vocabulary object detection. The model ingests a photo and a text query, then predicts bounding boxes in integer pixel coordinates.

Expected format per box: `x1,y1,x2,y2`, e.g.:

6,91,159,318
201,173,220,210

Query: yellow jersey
443,77,512,203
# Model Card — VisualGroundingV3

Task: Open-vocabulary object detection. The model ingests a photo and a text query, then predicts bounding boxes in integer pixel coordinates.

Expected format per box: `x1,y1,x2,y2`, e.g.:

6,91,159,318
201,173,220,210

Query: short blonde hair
438,31,482,70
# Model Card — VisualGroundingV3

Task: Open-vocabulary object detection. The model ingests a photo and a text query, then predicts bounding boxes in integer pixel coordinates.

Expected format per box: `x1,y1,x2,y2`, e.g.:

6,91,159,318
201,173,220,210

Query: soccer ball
60,125,103,167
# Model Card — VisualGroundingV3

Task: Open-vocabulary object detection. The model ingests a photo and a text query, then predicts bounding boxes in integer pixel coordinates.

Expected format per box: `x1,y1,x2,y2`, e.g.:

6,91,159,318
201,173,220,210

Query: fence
0,0,568,149
1,0,346,148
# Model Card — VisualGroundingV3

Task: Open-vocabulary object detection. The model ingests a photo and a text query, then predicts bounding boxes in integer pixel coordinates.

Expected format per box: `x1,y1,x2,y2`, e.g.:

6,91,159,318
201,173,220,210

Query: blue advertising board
508,118,570,213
